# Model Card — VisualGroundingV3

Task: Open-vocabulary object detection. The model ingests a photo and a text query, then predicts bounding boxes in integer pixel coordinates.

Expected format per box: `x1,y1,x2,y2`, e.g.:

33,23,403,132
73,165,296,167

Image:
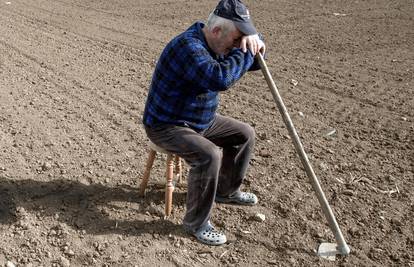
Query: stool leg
165,154,174,217
175,155,182,184
139,149,156,197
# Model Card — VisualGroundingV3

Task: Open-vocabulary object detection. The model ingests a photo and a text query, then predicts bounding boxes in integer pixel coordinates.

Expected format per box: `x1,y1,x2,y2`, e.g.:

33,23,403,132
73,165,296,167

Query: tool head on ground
213,0,257,35
318,242,351,261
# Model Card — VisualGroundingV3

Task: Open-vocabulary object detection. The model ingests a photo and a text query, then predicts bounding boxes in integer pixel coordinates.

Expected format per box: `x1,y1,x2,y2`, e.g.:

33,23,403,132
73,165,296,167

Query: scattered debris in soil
0,0,412,266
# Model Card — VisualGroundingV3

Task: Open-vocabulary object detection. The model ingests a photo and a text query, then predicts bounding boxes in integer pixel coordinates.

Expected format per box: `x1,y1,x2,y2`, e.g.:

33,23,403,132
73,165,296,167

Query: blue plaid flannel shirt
143,21,259,131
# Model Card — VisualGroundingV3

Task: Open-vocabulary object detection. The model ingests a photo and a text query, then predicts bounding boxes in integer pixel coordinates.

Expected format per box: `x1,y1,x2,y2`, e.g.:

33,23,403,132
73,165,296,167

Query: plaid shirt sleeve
169,37,256,93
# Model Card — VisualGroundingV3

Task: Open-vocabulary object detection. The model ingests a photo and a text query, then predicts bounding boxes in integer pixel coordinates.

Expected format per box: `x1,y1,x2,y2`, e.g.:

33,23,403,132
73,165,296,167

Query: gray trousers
144,114,255,233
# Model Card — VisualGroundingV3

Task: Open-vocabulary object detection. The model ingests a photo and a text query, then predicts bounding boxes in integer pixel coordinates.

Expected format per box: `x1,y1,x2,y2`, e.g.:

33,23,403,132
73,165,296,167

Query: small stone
251,213,266,222
325,128,337,137
298,112,304,117
197,248,213,255
266,260,278,265
319,162,329,171
291,79,298,86
41,162,52,171
60,256,70,267
66,249,75,257
6,261,16,267
342,189,354,196
333,12,347,16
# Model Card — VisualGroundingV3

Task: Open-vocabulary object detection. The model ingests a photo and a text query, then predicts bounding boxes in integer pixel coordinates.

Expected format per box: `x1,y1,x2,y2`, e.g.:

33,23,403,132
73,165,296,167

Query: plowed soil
1,0,413,266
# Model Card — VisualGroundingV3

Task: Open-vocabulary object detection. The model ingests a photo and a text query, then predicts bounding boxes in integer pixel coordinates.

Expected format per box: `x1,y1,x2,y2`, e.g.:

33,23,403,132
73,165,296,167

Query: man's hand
239,34,266,56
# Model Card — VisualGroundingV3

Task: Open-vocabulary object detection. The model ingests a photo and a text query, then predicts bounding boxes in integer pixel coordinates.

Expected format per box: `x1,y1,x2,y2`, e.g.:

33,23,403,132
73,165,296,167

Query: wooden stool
139,141,183,217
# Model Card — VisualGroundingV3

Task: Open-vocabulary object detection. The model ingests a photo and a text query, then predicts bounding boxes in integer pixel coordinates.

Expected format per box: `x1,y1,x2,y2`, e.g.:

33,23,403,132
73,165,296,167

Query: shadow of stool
139,141,184,218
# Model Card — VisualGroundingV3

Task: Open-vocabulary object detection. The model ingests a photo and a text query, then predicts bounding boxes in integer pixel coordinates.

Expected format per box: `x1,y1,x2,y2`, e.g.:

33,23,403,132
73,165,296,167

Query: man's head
203,0,257,56
204,13,243,56
213,0,257,36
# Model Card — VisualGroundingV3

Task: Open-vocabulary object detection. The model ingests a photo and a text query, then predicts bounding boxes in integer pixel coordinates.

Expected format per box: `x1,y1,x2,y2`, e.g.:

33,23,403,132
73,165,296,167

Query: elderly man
142,0,265,246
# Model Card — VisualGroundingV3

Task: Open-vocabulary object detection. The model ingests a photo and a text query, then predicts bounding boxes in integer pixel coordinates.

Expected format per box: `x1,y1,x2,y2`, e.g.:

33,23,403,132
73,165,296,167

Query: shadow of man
0,177,186,237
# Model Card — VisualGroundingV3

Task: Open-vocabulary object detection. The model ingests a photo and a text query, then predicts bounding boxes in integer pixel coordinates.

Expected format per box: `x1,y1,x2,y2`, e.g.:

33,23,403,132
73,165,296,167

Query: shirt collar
194,21,218,58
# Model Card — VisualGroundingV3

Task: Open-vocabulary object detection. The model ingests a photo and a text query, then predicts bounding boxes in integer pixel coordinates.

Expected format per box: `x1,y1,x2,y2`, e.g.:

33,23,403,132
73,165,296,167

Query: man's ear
211,26,222,38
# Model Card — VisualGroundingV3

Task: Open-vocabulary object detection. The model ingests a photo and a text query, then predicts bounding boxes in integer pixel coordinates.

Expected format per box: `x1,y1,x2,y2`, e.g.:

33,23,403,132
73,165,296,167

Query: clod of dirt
259,150,272,158
348,226,361,237
146,203,164,217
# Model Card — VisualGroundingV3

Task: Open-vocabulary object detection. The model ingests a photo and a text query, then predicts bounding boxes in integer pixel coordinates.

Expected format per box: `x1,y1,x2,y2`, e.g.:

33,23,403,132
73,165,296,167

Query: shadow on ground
0,177,187,237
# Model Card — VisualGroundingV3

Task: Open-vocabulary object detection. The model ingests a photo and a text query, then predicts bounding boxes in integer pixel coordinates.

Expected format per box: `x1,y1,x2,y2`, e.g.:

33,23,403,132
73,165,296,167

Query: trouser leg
144,115,255,232
144,125,222,233
203,115,255,197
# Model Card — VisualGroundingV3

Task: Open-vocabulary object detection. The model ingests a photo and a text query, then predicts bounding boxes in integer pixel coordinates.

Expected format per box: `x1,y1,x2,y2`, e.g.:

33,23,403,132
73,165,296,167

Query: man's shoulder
183,21,205,37
171,21,205,47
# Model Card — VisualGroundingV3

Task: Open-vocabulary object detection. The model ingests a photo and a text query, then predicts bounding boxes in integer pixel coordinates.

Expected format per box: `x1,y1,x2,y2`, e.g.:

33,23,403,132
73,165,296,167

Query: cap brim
234,21,257,35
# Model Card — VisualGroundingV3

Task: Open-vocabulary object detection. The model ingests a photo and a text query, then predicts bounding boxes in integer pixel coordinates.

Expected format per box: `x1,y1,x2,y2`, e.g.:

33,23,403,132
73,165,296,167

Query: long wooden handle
257,53,350,255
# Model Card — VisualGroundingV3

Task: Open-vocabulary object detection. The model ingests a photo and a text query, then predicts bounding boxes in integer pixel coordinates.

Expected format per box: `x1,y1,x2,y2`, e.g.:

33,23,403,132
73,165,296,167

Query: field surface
0,0,413,266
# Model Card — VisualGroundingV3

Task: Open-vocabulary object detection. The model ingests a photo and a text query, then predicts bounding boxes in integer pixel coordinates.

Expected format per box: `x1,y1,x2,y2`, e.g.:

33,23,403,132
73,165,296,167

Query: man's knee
246,123,255,139
241,123,255,144
208,146,223,166
199,145,223,168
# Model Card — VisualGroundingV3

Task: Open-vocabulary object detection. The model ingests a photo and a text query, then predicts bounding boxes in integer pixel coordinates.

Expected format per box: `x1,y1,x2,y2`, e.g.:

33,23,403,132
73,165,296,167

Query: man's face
213,28,243,56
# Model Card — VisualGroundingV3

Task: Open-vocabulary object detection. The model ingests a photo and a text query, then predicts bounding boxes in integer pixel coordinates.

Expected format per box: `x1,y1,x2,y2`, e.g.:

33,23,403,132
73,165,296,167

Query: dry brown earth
0,0,413,266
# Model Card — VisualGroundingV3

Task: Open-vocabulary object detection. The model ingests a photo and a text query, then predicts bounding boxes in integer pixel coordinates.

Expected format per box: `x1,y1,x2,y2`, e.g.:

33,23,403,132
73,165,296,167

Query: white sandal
193,221,227,246
215,191,258,205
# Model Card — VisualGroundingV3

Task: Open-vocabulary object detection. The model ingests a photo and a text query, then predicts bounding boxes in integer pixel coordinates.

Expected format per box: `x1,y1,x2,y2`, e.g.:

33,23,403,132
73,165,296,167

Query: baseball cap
213,0,257,35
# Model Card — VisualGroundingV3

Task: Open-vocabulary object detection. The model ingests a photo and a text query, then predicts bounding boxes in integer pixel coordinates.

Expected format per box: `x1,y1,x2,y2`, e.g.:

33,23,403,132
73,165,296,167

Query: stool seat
139,141,183,218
